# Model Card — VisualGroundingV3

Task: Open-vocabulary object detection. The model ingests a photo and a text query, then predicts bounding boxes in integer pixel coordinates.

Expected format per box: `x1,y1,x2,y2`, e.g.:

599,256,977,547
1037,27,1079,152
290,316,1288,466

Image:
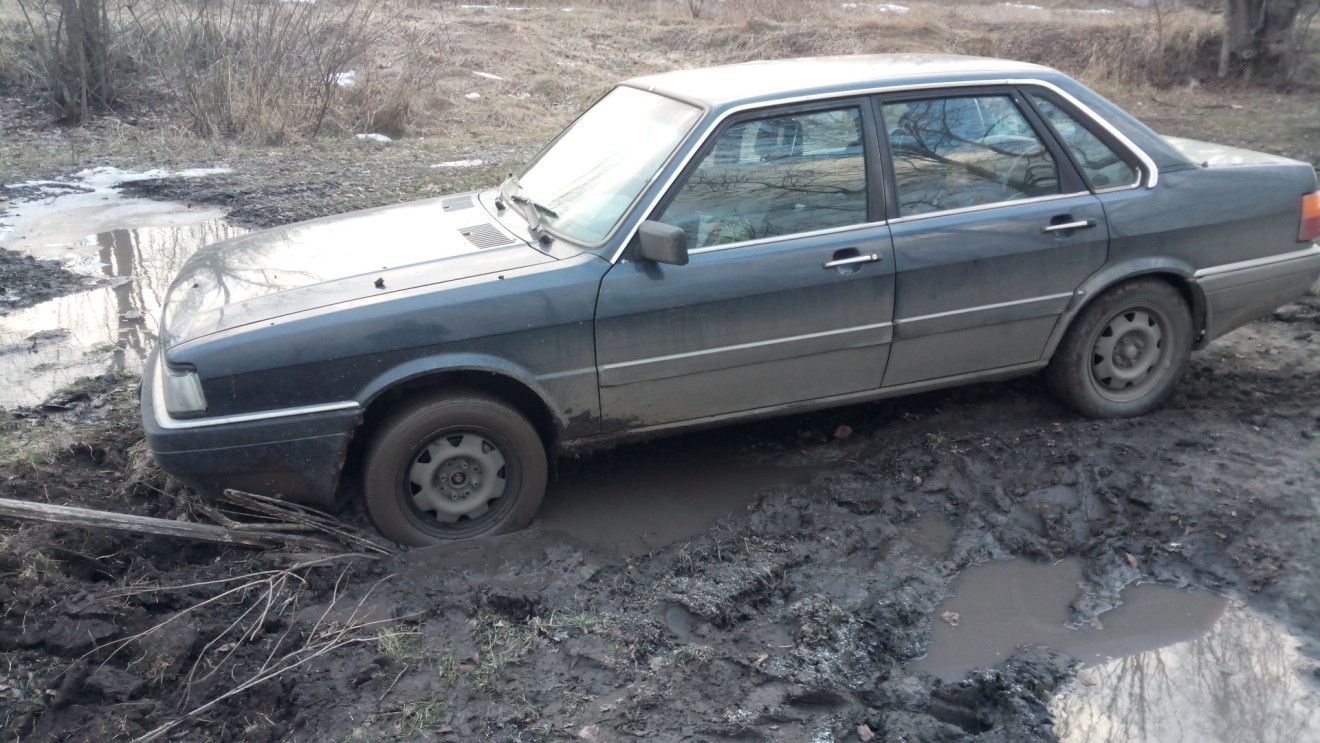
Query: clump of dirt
0,249,98,314
5,295,1319,742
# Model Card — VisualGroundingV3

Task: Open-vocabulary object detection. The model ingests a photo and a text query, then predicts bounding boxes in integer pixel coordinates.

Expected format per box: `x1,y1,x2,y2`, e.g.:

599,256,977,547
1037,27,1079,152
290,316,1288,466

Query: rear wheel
364,391,547,546
1047,279,1192,418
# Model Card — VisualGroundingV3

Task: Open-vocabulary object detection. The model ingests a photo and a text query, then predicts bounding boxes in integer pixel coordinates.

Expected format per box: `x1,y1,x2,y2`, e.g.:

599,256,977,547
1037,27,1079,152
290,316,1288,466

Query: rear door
594,100,896,430
877,88,1110,386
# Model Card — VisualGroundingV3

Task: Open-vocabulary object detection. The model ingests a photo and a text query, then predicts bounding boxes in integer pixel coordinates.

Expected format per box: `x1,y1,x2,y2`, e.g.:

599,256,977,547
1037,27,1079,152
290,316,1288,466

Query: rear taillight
1302,192,1320,242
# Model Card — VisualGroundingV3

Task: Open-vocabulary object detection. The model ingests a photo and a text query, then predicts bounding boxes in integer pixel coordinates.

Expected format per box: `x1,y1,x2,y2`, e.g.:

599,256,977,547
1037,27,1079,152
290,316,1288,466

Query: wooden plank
0,496,340,551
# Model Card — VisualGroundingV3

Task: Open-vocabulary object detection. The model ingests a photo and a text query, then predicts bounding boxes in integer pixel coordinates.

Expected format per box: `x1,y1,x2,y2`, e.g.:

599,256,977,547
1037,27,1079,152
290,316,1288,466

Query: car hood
161,194,551,348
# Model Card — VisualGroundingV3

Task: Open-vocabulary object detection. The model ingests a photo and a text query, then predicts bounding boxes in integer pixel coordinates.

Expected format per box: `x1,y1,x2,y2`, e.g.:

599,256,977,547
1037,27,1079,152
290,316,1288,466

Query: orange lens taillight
1302,192,1320,243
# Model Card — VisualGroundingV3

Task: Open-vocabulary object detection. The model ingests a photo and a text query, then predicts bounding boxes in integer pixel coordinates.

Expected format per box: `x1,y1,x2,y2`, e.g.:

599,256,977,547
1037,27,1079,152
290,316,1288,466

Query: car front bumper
141,350,362,511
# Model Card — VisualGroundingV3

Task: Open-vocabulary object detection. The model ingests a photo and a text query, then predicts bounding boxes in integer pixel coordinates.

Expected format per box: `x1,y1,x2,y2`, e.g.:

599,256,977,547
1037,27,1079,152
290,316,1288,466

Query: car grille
459,223,516,249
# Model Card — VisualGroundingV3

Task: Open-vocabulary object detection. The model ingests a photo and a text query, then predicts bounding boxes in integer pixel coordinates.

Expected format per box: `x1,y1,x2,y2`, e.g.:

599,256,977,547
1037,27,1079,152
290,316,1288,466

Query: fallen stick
220,489,395,554
0,496,341,551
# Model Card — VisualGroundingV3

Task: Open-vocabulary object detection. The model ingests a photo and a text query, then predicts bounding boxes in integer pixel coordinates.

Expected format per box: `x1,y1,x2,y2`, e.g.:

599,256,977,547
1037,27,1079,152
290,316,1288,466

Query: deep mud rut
3,293,1320,741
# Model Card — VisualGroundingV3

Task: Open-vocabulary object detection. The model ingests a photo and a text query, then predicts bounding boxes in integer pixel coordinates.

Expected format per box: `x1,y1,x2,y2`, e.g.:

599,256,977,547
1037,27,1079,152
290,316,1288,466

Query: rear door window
882,94,1061,217
1027,93,1140,191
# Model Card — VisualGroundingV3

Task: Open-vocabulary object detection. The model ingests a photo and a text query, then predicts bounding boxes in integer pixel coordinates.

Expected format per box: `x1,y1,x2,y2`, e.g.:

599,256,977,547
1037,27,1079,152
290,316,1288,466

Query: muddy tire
1047,279,1192,419
363,391,547,546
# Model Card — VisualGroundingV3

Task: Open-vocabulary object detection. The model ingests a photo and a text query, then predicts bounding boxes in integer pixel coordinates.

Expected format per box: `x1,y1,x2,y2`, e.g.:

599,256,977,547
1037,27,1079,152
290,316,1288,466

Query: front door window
657,107,869,249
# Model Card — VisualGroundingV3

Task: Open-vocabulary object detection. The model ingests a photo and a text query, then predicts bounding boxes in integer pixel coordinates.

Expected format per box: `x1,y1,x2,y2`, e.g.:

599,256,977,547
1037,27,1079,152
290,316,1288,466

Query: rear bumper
141,350,362,510
1195,245,1320,342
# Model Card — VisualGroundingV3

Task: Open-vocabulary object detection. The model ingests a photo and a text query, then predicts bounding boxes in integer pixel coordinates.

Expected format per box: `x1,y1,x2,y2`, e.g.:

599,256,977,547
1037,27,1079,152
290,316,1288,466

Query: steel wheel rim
1089,306,1166,402
406,430,508,524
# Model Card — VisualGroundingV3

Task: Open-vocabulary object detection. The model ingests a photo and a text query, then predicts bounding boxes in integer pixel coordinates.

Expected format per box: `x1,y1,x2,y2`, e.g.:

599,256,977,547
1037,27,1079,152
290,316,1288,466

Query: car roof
623,54,1056,109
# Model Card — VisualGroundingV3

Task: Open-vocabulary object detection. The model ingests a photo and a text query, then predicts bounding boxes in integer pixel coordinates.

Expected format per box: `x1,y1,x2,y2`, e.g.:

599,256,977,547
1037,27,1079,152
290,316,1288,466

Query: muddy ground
3,1,1320,738
2,291,1319,741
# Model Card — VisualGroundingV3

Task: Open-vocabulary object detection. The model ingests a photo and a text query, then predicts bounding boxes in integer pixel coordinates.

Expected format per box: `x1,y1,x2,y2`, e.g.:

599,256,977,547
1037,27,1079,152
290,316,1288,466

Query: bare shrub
12,0,128,121
4,0,443,139
128,0,413,143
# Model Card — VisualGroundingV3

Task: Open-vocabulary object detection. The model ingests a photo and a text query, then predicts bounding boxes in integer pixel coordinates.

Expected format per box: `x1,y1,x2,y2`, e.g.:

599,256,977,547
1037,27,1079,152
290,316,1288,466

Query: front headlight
161,361,208,418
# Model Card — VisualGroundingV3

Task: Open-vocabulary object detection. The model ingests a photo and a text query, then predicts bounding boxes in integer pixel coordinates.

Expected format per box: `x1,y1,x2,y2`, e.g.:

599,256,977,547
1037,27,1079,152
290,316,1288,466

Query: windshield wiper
501,176,558,242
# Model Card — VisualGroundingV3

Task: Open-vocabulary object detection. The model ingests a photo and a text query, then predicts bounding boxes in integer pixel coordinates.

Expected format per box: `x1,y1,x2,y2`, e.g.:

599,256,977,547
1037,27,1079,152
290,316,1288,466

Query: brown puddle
0,214,243,408
914,557,1320,742
538,436,822,555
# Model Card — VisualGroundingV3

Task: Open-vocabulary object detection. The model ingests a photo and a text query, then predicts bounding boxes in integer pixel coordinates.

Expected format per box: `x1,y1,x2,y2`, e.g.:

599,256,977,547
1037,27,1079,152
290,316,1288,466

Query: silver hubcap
1091,309,1163,398
408,432,507,522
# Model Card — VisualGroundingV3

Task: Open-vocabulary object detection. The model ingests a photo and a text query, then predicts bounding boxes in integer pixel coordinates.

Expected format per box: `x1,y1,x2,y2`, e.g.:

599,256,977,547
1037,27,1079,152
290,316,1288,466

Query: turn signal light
1302,192,1320,242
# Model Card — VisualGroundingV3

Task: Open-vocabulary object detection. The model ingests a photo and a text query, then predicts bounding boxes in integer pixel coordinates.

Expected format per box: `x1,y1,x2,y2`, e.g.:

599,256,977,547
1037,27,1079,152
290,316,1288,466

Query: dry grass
0,0,1315,208
0,0,1242,143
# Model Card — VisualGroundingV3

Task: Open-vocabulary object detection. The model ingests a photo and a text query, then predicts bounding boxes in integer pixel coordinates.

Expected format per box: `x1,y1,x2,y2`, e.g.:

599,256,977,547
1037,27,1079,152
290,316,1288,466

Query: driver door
594,101,896,430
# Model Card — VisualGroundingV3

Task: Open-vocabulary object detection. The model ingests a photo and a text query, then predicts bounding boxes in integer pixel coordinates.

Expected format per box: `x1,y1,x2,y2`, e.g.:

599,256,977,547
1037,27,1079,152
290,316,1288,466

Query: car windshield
510,86,702,245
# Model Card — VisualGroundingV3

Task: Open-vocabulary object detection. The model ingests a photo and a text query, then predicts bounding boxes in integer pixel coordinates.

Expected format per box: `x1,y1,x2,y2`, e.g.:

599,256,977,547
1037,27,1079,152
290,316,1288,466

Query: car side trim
687,220,888,256
610,77,1159,264
886,193,1087,225
537,367,598,381
151,365,361,430
1193,245,1320,278
898,292,1076,325
599,321,894,372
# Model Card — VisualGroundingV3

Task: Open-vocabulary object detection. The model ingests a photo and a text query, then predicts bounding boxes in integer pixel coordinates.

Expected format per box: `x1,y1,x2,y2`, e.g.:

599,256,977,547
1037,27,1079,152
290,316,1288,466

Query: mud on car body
143,54,1320,546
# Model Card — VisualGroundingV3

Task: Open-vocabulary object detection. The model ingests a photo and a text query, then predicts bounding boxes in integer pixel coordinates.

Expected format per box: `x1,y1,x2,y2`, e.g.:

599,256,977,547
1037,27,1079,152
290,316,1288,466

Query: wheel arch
1045,261,1208,360
350,356,565,470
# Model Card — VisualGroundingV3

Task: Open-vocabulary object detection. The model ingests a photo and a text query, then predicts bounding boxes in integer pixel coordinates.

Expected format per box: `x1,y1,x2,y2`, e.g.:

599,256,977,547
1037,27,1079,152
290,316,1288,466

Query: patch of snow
509,92,531,99
1001,2,1043,7
175,167,233,179
333,70,357,87
465,92,482,99
431,160,485,169
842,2,909,10
473,71,504,81
1080,7,1115,12
460,4,547,7
355,133,393,142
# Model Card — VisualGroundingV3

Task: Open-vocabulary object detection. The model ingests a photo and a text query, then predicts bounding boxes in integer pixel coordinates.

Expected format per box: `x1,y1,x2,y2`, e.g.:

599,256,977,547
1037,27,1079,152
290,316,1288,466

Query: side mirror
637,221,689,266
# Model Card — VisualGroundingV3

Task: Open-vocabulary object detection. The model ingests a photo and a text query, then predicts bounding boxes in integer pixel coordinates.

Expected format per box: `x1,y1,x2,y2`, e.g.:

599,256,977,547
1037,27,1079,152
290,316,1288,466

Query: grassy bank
1,0,1316,227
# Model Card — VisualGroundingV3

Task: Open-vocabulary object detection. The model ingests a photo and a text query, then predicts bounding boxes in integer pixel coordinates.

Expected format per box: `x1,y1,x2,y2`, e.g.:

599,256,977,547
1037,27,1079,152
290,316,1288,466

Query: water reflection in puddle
1053,603,1320,742
915,559,1229,681
0,217,244,407
913,558,1320,742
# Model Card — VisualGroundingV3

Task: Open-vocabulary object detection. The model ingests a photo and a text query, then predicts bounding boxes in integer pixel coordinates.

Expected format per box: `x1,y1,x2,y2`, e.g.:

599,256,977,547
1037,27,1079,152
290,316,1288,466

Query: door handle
1041,219,1096,234
823,253,882,269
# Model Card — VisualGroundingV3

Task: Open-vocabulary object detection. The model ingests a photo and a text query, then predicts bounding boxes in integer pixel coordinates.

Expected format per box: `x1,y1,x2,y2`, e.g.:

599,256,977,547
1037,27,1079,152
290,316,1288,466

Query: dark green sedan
144,55,1320,545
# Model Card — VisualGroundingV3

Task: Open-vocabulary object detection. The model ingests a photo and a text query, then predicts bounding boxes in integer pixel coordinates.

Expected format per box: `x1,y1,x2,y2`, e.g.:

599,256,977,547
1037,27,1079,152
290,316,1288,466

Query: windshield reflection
515,85,701,245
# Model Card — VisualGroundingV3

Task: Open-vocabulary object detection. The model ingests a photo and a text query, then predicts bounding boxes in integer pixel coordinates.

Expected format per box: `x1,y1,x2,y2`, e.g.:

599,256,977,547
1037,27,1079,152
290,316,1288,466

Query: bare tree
1218,0,1320,81
16,0,116,121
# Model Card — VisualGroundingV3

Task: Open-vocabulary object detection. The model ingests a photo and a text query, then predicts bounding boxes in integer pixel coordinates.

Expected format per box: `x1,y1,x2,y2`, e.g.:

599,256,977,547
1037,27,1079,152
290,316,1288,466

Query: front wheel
363,391,547,546
1046,279,1193,418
